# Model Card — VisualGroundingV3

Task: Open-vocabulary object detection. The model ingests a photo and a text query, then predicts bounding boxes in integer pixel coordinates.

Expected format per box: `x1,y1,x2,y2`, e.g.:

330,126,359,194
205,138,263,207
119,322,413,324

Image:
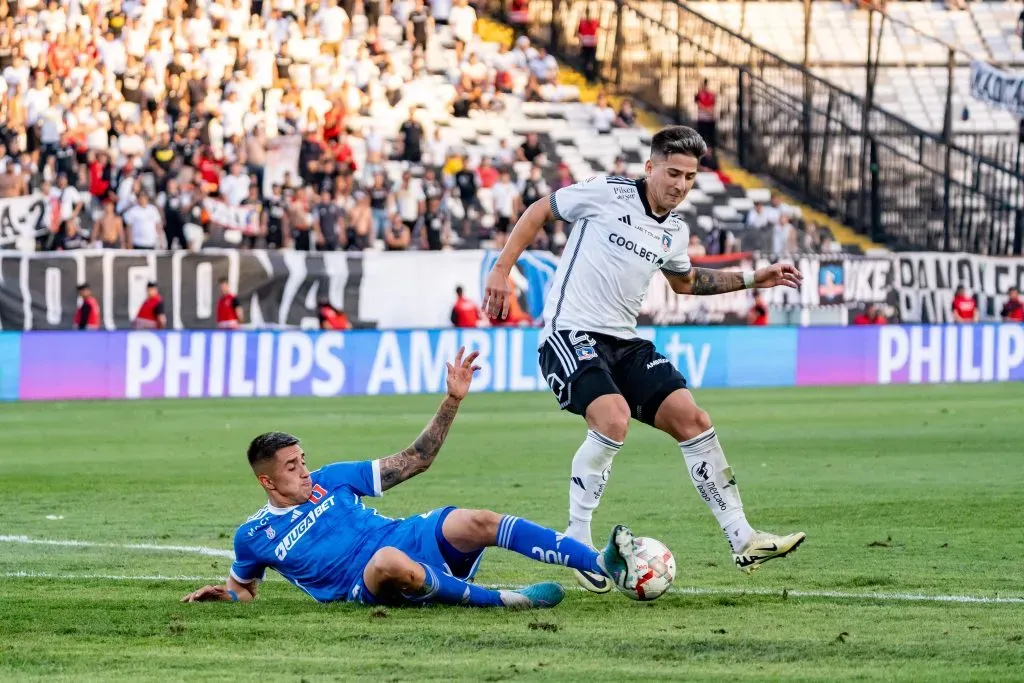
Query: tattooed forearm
688,267,746,296
378,396,461,491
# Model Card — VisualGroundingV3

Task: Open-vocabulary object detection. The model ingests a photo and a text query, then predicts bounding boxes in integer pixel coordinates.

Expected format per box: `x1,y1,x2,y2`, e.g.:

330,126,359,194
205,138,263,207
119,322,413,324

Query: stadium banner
894,252,1024,323
796,324,1024,385
8,324,1023,401
0,194,51,251
13,326,798,401
969,61,1024,118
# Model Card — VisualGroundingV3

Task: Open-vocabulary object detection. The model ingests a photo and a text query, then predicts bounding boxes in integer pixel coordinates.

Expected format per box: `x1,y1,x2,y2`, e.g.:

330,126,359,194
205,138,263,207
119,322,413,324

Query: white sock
679,427,754,553
566,429,622,549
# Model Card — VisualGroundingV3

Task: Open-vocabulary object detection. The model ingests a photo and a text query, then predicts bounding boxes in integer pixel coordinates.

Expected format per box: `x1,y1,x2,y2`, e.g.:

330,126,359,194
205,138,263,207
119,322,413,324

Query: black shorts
538,329,687,426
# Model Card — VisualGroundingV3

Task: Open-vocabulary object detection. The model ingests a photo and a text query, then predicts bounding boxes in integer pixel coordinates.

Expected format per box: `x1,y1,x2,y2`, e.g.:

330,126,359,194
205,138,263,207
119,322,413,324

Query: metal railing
492,0,1024,255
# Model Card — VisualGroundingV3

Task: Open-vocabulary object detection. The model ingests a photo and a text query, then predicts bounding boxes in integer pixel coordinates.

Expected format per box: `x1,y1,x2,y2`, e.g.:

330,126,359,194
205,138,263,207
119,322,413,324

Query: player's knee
587,397,631,442
465,509,501,543
369,547,417,586
693,409,713,434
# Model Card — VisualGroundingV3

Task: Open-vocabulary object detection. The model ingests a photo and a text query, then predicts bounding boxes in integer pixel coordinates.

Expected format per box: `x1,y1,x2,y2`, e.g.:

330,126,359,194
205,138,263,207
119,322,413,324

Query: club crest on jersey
575,345,597,361
265,526,276,540
309,483,328,504
661,233,672,252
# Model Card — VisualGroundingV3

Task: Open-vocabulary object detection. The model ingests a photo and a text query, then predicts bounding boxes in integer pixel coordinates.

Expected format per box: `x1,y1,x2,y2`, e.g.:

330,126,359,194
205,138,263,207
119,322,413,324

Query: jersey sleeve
549,175,607,223
661,250,692,276
230,529,267,584
313,460,383,498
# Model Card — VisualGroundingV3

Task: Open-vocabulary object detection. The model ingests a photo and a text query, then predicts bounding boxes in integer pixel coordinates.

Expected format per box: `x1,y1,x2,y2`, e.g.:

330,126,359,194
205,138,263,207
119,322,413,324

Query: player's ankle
566,519,594,548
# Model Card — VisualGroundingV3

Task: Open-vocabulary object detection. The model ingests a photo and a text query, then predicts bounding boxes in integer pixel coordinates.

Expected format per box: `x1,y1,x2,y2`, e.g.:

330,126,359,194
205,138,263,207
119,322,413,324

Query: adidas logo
291,509,303,522
571,476,586,491
617,215,632,226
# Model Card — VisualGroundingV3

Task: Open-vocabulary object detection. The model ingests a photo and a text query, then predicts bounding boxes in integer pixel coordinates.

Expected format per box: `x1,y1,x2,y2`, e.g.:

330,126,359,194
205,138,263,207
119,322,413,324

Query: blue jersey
230,460,400,602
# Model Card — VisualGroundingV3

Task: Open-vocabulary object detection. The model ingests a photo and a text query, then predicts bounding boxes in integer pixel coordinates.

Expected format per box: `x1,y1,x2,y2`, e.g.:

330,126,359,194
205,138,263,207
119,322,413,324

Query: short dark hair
218,276,229,284
247,431,300,469
456,285,464,296
651,126,707,162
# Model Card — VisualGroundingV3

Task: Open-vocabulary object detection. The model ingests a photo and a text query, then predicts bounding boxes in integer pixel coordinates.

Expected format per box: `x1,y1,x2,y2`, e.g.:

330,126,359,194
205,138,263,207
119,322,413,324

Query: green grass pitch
1,384,1023,681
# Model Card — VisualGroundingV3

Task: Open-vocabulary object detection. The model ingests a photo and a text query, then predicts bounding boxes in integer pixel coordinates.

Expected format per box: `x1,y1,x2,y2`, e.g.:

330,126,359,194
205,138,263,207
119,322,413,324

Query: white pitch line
2,535,1021,605
4,571,225,582
0,535,234,559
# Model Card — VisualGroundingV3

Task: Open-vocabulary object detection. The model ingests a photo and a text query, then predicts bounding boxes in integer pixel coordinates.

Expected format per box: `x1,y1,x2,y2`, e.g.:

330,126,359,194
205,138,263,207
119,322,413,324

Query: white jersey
539,175,692,344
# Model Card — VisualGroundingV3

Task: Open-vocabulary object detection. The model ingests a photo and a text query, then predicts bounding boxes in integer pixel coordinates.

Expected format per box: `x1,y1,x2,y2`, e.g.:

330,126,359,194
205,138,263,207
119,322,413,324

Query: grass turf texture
1,384,1023,681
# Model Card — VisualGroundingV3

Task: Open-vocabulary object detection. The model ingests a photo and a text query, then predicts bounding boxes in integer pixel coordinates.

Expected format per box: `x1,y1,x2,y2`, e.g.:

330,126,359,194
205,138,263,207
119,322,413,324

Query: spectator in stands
93,200,126,249
592,92,616,135
577,8,599,83
695,78,717,148
451,285,482,328
517,133,544,164
772,214,796,254
687,234,706,258
74,283,101,331
614,98,637,128
551,163,574,192
491,168,520,243
748,291,768,326
124,192,164,250
952,285,980,323
318,296,352,330
420,195,450,250
1001,287,1024,322
802,222,822,252
853,304,888,325
746,201,769,230
764,192,789,225
384,213,412,251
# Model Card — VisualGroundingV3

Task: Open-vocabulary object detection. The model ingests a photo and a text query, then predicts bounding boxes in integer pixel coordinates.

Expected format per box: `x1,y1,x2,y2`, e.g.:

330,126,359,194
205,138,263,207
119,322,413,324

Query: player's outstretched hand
446,346,481,400
754,263,803,290
483,268,513,320
181,585,228,603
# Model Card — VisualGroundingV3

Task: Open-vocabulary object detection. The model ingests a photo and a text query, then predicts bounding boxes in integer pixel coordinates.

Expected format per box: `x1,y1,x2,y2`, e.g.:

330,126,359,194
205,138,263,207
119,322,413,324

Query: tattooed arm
376,347,481,492
377,395,462,491
663,263,803,296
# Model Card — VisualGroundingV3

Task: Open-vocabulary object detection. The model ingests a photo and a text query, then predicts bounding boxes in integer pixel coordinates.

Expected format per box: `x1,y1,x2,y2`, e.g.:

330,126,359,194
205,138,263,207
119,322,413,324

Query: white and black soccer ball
625,537,676,601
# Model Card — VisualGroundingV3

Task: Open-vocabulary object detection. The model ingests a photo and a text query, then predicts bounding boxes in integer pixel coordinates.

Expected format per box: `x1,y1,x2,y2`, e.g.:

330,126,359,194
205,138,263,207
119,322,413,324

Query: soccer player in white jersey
484,126,806,593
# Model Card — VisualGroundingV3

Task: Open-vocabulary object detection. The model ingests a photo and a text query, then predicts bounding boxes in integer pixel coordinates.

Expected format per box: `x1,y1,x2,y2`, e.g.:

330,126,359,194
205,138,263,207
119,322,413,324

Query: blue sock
497,515,604,575
403,563,503,607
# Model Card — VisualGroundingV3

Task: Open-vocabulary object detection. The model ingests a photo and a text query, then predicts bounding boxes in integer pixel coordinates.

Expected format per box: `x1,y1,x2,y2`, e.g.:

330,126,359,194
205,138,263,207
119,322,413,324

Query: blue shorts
347,506,486,606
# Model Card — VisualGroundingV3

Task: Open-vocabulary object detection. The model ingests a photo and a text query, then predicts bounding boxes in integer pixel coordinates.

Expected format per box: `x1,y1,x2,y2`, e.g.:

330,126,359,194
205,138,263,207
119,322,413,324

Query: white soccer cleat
572,567,613,594
733,530,806,574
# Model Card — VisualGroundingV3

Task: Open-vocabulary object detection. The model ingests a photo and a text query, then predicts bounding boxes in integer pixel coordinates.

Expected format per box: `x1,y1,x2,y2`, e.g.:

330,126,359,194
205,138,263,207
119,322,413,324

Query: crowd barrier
1,324,1021,402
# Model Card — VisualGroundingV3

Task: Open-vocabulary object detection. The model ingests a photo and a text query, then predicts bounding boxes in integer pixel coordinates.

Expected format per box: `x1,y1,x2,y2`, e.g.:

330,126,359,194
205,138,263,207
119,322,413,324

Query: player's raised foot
596,524,640,594
499,582,566,609
733,530,806,574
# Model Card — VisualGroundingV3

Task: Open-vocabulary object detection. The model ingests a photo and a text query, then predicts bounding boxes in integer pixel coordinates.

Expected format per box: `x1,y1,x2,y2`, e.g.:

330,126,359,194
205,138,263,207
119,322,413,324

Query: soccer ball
626,537,676,601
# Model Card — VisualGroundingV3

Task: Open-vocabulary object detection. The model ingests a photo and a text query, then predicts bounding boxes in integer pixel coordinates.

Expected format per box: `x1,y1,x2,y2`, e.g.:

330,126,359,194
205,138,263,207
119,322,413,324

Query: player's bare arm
484,195,555,319
664,263,804,296
378,347,481,492
181,574,258,603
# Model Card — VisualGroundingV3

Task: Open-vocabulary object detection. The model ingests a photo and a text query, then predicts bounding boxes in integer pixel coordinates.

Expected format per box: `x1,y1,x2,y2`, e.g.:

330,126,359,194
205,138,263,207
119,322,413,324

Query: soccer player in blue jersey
182,348,642,609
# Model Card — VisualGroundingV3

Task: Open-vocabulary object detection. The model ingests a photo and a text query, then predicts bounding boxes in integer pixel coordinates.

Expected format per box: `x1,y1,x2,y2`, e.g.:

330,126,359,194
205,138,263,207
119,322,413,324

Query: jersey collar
634,178,670,225
266,501,299,515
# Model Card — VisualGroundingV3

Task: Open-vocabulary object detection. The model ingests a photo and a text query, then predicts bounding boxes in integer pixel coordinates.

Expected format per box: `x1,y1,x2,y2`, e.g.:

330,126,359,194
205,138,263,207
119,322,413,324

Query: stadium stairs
474,17,886,254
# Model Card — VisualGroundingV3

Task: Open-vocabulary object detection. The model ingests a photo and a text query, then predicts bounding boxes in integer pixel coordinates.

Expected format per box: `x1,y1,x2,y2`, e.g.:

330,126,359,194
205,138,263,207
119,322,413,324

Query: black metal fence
493,0,1024,255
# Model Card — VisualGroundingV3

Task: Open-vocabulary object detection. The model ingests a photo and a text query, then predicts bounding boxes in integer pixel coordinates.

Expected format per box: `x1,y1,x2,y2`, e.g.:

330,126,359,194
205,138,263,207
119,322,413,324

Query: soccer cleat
733,530,806,574
499,581,566,609
596,524,641,594
571,567,612,594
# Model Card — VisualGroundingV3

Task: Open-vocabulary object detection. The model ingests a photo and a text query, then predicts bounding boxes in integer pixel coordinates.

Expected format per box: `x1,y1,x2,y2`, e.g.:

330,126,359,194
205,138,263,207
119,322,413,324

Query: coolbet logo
274,495,336,560
608,233,666,266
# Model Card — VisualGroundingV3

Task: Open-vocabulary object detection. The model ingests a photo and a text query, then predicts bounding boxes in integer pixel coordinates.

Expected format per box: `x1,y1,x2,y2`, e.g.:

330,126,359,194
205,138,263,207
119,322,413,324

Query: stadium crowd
0,0,832,257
